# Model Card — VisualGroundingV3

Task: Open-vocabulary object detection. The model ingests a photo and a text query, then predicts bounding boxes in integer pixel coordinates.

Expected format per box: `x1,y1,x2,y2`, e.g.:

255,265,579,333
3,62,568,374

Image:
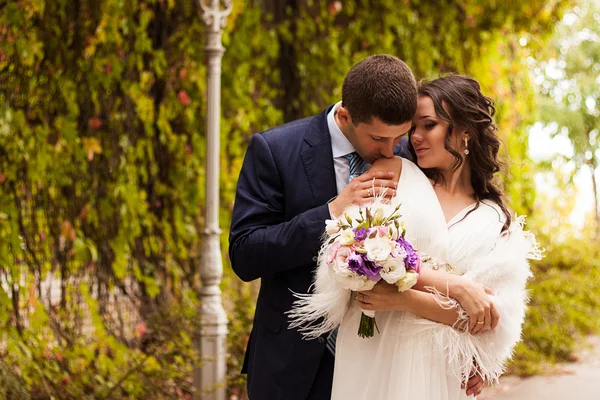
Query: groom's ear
336,106,353,127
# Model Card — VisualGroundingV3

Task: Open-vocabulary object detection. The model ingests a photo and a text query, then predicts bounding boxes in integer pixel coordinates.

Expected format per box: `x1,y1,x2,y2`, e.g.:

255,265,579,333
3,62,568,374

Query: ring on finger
360,294,365,302
476,320,485,325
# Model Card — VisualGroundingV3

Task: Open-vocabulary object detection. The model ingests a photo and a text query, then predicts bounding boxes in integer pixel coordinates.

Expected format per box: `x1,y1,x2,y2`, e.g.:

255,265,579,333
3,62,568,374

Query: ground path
479,336,600,399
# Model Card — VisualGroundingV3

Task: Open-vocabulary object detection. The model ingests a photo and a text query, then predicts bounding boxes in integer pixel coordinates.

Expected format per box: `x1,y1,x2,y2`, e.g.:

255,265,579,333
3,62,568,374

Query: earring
464,137,469,155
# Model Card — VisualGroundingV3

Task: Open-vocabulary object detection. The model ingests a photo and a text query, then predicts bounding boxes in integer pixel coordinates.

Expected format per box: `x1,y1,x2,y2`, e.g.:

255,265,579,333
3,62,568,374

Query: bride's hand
453,279,499,334
356,282,407,311
329,170,397,217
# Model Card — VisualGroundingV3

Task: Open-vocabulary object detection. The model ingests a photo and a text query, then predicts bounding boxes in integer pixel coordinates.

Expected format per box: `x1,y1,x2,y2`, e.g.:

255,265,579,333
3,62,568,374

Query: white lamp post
194,1,232,399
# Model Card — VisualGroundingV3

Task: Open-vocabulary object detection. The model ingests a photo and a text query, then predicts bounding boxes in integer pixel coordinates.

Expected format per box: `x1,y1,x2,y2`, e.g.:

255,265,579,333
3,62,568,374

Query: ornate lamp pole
195,1,232,399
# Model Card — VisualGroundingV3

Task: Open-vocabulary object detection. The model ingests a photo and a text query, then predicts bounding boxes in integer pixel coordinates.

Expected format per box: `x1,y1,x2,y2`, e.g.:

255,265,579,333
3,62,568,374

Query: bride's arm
357,271,500,332
356,283,466,329
414,268,499,333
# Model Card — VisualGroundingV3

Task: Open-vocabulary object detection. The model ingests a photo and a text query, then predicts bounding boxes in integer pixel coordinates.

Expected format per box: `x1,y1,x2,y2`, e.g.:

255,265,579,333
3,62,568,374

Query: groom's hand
462,370,484,397
329,171,397,217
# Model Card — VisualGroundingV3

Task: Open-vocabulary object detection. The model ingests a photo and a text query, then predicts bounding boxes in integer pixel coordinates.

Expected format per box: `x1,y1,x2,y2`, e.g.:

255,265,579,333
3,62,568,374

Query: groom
229,54,414,399
229,55,484,399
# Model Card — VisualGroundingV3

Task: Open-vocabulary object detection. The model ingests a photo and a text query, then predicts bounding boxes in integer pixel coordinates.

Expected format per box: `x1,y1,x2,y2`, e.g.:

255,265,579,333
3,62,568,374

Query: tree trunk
264,0,302,122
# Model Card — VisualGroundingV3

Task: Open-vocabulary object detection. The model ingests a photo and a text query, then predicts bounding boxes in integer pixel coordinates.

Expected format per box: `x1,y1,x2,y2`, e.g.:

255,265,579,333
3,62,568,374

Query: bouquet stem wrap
358,309,378,338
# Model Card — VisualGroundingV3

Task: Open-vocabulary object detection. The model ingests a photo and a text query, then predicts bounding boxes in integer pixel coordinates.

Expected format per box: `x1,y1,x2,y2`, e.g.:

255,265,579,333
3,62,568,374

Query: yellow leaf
82,137,103,161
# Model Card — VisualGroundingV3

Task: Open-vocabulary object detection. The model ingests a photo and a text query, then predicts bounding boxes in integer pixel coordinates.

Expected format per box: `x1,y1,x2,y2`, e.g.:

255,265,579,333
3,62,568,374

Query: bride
291,75,540,399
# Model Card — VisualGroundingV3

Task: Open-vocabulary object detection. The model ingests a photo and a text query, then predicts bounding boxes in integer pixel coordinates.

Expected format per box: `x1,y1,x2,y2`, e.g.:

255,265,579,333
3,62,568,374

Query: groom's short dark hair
342,54,417,125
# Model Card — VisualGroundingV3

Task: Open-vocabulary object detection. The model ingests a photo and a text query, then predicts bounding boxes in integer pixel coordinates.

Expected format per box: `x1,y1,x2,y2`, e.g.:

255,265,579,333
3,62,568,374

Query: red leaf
178,90,191,106
88,117,102,130
135,322,148,338
179,68,188,80
329,1,342,15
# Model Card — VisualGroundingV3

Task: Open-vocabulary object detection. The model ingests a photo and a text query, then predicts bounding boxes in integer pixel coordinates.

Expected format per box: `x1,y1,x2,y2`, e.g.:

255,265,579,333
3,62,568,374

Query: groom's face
337,107,411,164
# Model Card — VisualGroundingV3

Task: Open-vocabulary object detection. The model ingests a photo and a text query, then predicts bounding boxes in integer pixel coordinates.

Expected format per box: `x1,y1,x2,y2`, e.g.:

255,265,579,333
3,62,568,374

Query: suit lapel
301,107,338,207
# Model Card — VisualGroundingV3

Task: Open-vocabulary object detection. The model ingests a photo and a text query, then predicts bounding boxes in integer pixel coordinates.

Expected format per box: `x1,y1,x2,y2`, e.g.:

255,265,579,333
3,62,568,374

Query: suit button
317,337,325,344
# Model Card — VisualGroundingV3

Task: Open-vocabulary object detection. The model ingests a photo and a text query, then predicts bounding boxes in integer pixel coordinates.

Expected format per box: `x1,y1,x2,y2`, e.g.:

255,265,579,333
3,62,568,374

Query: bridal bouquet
289,199,421,339
324,203,421,337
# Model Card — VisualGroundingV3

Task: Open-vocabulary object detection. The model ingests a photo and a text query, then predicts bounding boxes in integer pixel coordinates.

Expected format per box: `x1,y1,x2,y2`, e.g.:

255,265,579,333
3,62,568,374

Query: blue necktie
344,151,366,182
325,152,365,357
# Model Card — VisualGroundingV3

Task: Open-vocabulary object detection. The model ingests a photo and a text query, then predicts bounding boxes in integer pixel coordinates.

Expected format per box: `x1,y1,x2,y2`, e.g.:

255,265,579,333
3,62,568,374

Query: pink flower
334,246,352,267
377,226,388,237
326,242,341,264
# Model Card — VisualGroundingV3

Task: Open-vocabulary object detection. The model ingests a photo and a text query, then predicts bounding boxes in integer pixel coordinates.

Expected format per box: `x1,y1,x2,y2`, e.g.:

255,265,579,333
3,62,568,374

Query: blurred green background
0,0,599,399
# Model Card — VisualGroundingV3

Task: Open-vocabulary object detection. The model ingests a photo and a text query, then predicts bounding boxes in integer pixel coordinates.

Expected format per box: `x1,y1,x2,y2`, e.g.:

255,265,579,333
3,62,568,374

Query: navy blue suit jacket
229,106,413,399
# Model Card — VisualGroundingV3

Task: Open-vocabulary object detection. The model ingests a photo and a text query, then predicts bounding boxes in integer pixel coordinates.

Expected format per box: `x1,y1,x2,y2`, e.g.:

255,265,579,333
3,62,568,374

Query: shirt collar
327,101,356,158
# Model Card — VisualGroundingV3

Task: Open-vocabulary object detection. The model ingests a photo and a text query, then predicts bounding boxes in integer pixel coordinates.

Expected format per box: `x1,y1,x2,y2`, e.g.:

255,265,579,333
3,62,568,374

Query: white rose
395,270,419,292
325,219,341,235
380,261,407,284
364,237,393,262
348,276,377,292
339,229,356,246
390,242,407,260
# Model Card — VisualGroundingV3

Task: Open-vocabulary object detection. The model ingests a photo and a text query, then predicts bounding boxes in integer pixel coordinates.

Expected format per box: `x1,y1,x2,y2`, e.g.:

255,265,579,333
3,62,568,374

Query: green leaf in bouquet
365,207,372,225
344,212,353,226
372,207,384,226
355,247,367,254
328,234,341,244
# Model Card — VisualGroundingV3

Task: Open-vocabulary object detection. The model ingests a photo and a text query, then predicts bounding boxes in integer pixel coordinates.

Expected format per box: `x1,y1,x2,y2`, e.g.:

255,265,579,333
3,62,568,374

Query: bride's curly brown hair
408,74,511,231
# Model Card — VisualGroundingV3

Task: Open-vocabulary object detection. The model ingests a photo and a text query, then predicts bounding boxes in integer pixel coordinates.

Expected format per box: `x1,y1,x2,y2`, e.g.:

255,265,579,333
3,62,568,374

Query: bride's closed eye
424,122,437,130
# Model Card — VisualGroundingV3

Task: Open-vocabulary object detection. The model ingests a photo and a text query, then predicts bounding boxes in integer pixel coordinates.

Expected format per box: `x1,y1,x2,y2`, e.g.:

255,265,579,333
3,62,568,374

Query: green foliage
1,0,204,398
510,235,600,375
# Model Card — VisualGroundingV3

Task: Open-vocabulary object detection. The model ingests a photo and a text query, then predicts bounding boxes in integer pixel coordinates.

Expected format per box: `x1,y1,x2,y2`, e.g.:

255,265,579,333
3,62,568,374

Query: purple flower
362,258,383,282
397,237,420,273
347,253,365,273
348,253,382,282
353,227,369,241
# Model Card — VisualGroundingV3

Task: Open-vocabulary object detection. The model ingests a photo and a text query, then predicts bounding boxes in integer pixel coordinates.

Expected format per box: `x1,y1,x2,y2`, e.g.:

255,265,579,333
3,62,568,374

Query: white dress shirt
327,101,358,195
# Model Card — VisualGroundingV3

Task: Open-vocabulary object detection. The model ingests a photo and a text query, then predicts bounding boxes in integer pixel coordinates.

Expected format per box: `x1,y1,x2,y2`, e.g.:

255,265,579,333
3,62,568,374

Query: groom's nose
380,143,395,158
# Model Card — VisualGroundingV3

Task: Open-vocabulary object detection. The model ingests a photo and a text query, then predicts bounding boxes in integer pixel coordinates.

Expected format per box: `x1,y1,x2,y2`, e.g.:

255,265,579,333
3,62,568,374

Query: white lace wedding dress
289,158,541,400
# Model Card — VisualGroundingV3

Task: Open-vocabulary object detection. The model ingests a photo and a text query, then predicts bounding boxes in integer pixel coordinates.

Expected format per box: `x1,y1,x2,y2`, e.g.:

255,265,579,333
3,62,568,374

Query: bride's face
410,96,465,170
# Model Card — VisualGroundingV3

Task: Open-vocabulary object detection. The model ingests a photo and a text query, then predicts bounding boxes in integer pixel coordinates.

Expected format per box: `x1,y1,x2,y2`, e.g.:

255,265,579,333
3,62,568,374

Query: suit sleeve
229,133,331,282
